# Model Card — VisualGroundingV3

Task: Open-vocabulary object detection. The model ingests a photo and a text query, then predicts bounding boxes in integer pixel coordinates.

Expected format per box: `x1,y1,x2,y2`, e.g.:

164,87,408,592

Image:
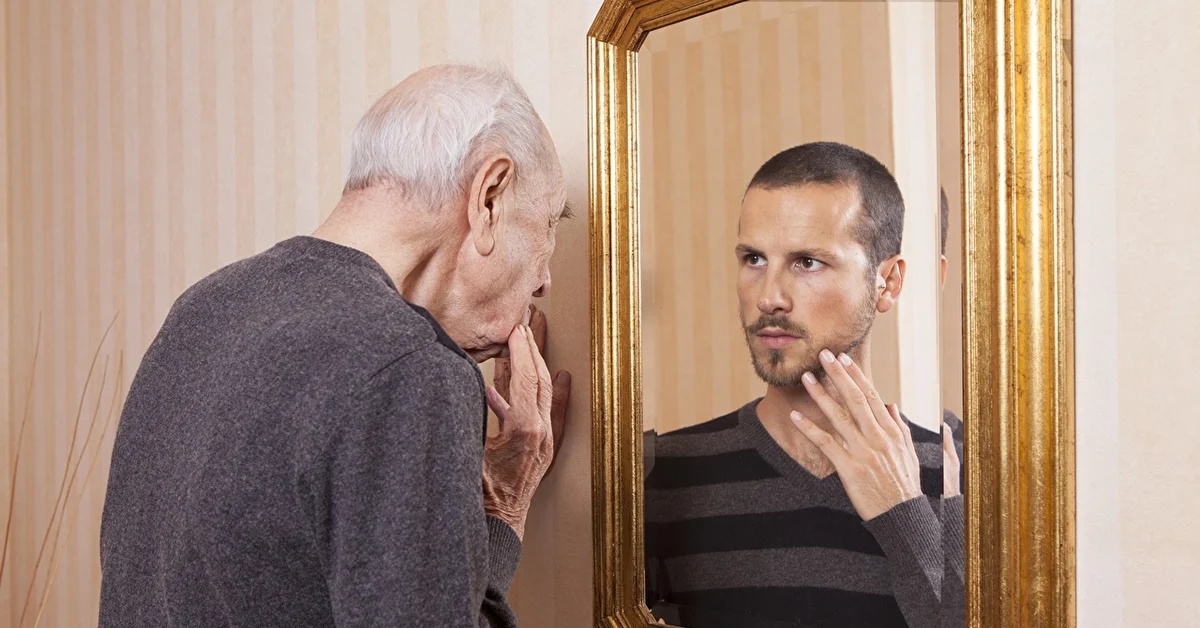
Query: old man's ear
468,154,516,256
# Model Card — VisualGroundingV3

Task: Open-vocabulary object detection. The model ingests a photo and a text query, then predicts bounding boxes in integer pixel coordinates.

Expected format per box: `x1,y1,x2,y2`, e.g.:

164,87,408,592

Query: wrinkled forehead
528,141,570,222
519,168,567,221
498,118,565,228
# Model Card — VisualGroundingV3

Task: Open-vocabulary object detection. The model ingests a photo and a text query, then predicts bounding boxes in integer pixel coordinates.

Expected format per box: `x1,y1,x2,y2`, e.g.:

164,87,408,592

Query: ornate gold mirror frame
587,1,1074,627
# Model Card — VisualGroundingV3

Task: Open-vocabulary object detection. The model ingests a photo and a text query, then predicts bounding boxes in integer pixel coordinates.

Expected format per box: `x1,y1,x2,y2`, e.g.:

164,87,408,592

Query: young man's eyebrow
733,244,840,260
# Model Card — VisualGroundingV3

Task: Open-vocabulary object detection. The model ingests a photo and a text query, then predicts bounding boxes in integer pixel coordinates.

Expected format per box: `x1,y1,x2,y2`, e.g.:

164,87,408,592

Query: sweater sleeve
941,414,966,627
863,496,947,628
301,345,521,628
861,414,967,628
941,496,965,627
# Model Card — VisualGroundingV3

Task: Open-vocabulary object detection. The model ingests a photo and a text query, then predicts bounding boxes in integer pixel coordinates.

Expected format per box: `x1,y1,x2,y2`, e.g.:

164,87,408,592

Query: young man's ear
875,255,906,314
466,154,516,256
940,255,948,289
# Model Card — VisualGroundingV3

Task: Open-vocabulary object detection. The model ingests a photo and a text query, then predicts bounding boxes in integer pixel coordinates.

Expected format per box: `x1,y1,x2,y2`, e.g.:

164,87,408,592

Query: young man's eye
743,253,765,267
798,257,823,271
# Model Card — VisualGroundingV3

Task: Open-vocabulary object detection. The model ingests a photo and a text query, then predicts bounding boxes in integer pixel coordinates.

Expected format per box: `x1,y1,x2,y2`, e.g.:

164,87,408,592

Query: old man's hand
789,350,923,522
482,306,571,539
490,305,571,473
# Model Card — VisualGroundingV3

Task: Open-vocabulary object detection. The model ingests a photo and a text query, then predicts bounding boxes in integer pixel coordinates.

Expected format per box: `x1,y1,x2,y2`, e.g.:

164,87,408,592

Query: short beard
754,337,866,387
743,288,877,388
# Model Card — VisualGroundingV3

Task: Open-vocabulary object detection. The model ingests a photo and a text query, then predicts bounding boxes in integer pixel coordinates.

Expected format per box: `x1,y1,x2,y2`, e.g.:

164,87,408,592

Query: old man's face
455,150,568,363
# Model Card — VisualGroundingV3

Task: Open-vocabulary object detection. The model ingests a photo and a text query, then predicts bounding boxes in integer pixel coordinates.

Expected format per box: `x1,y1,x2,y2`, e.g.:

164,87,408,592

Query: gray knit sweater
98,236,521,627
644,400,965,627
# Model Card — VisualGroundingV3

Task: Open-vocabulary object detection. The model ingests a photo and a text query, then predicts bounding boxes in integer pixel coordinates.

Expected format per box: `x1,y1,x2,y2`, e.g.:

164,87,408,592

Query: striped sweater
644,399,964,628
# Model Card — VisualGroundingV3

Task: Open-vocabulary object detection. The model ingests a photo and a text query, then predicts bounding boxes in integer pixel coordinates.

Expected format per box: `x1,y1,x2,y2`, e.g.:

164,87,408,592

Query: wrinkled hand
789,349,923,521
943,423,961,498
491,305,571,475
482,324,552,540
482,308,571,540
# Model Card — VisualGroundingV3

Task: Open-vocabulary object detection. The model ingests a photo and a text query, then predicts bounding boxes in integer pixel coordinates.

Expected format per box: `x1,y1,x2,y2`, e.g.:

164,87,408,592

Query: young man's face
736,183,883,386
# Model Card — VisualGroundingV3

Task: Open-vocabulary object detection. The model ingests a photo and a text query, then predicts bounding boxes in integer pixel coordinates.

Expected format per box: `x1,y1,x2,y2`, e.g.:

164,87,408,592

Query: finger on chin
508,326,537,405
527,326,553,383
801,371,863,445
819,350,857,395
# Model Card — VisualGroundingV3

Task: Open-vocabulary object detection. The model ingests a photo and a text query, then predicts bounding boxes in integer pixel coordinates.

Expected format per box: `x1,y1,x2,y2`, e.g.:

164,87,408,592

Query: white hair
344,63,552,209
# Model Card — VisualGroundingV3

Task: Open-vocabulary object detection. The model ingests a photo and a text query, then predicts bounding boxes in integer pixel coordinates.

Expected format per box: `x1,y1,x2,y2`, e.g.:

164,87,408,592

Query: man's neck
756,387,837,478
311,189,463,316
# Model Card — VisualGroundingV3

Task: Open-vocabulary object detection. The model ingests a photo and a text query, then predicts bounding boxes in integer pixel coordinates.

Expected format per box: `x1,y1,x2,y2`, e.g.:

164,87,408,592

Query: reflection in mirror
638,2,964,627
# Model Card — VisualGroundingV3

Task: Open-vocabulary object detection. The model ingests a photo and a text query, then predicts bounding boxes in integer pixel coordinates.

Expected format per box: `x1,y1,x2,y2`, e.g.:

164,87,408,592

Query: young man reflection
644,142,964,628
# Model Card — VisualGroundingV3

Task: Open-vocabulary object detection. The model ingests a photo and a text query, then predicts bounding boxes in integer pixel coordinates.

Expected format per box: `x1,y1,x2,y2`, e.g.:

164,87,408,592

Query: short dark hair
939,187,949,256
747,142,904,269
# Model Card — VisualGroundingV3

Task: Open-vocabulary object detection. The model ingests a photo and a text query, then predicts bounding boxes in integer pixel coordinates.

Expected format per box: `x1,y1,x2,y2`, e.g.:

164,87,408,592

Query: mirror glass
638,2,964,626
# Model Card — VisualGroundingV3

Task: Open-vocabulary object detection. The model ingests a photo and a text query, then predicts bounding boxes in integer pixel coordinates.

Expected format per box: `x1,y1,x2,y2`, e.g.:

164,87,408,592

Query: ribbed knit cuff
862,496,942,577
486,516,524,594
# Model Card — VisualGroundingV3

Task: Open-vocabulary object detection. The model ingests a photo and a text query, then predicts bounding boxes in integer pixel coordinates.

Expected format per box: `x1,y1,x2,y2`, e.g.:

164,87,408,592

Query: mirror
586,0,1076,626
637,2,962,626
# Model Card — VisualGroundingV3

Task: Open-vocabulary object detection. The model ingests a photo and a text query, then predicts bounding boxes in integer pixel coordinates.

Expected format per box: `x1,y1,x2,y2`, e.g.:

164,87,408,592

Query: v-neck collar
735,398,844,493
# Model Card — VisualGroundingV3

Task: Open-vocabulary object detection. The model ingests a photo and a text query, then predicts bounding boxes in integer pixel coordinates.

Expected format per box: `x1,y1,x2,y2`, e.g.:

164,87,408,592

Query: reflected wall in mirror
638,2,964,626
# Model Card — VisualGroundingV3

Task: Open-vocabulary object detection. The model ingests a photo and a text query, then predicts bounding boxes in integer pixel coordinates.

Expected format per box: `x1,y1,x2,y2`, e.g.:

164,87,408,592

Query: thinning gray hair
343,63,550,208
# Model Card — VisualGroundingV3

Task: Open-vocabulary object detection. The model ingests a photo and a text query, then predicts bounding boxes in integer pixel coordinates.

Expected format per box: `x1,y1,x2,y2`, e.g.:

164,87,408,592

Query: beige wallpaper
639,1,963,434
935,0,963,421
1110,0,1200,625
1075,0,1200,626
1,1,599,626
1,0,12,619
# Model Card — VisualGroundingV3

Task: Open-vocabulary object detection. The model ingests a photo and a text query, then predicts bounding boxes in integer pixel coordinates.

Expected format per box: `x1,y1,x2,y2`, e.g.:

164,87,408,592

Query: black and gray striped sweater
644,399,964,628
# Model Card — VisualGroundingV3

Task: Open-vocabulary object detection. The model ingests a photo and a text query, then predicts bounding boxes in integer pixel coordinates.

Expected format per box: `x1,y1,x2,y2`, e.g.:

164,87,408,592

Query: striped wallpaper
639,1,903,434
2,1,599,627
1,0,11,620
934,0,963,423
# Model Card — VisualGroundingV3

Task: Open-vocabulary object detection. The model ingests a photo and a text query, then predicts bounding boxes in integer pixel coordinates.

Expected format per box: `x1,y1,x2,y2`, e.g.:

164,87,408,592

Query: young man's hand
789,350,923,521
943,422,961,498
